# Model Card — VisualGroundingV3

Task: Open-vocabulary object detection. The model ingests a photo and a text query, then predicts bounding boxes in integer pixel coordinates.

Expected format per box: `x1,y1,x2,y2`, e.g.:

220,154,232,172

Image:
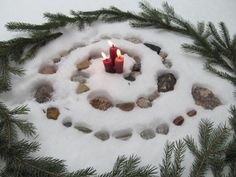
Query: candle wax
109,45,118,67
103,58,113,73
115,56,124,73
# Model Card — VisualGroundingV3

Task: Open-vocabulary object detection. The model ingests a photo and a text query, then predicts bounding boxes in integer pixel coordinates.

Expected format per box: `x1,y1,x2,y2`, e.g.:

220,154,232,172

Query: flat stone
132,63,141,72
173,116,184,126
71,75,86,83
94,130,110,141
39,65,57,74
140,129,156,140
74,125,92,134
124,74,136,82
148,90,160,102
156,123,169,135
157,73,177,92
46,107,60,120
114,130,132,141
116,102,135,111
143,43,161,54
77,84,90,94
90,97,113,111
192,86,221,110
34,84,53,103
77,59,91,70
136,97,152,108
187,110,197,117
63,121,72,127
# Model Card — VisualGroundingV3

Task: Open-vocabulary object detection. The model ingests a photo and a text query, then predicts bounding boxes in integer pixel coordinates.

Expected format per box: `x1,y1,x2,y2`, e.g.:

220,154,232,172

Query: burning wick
116,49,121,56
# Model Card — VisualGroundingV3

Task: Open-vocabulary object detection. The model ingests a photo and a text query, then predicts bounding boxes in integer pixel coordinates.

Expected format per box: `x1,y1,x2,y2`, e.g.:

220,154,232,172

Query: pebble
34,84,53,103
187,110,197,117
173,116,184,126
140,129,156,140
136,97,152,108
74,125,92,134
94,130,110,141
77,84,90,94
116,102,135,111
156,123,169,135
77,59,91,70
39,65,57,74
90,97,113,111
157,73,177,92
46,107,60,120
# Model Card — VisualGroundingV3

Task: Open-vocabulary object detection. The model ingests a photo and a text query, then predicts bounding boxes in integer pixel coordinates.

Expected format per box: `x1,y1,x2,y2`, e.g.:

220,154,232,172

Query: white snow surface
0,0,236,176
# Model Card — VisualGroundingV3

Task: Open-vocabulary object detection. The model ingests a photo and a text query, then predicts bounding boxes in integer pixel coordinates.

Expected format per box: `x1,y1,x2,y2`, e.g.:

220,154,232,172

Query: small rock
77,59,91,70
157,73,177,92
74,125,92,134
136,97,152,108
173,116,184,126
140,129,156,140
162,59,172,68
187,110,197,117
148,90,160,102
114,130,132,141
143,43,161,54
39,65,57,74
90,97,113,111
124,74,136,82
63,121,72,127
116,102,135,111
125,36,143,44
77,84,90,94
53,58,61,63
192,86,221,110
94,130,110,141
34,84,53,103
71,75,87,83
46,107,60,120
159,51,168,59
156,123,169,135
132,63,141,72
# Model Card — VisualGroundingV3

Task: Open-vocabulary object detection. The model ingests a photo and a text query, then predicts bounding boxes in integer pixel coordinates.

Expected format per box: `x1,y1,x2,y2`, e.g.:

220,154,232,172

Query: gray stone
74,125,92,134
192,86,221,110
34,84,53,103
125,36,143,44
94,130,110,141
114,130,132,141
63,121,72,127
136,97,152,108
124,74,136,82
90,97,113,111
132,63,141,72
156,123,169,135
140,129,156,140
157,73,177,92
162,59,172,68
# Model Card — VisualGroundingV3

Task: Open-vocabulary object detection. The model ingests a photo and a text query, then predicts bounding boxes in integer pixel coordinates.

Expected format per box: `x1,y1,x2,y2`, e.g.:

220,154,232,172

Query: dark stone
140,129,156,140
143,43,161,54
132,63,141,72
63,121,72,127
116,102,135,111
94,130,110,141
124,74,136,82
192,86,221,110
187,110,197,117
90,97,113,111
34,84,53,103
157,73,177,92
173,116,184,126
156,123,169,135
53,58,61,63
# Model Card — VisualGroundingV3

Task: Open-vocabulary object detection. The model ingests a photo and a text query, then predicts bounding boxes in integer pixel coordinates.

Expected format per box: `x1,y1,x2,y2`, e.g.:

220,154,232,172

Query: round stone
90,97,113,111
136,97,152,108
94,130,110,141
173,116,184,126
34,84,53,103
156,123,169,135
46,107,60,120
140,129,156,140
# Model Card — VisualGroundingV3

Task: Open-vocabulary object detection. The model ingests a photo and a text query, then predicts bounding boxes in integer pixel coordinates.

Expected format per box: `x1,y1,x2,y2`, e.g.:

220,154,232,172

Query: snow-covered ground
0,0,236,176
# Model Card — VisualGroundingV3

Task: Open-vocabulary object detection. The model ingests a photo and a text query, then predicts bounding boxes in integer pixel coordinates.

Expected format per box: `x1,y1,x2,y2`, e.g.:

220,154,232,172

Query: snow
0,0,236,176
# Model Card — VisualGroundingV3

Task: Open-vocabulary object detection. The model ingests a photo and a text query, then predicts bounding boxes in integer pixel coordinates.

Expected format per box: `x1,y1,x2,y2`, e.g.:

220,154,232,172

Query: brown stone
136,97,152,108
187,110,197,117
76,84,90,94
46,107,60,120
90,97,113,111
39,65,57,74
116,102,135,111
173,116,184,126
77,59,91,70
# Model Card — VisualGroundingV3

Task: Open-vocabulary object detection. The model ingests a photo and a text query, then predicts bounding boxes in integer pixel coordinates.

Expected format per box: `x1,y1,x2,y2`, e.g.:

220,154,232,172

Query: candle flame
107,40,113,47
116,49,121,57
101,52,107,59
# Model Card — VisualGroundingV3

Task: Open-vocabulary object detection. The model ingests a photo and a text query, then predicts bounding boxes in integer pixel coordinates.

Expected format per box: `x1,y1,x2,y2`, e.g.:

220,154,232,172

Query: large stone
46,107,60,120
90,97,113,111
94,130,110,141
156,123,169,135
157,73,177,92
39,65,57,74
77,59,91,70
192,86,221,110
136,97,152,108
74,125,92,134
77,84,90,94
34,84,53,103
173,116,184,126
116,102,135,111
140,129,156,140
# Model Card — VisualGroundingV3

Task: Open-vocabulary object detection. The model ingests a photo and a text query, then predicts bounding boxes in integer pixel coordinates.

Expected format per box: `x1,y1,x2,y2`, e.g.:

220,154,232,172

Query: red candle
115,49,124,73
108,41,118,67
101,52,113,73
